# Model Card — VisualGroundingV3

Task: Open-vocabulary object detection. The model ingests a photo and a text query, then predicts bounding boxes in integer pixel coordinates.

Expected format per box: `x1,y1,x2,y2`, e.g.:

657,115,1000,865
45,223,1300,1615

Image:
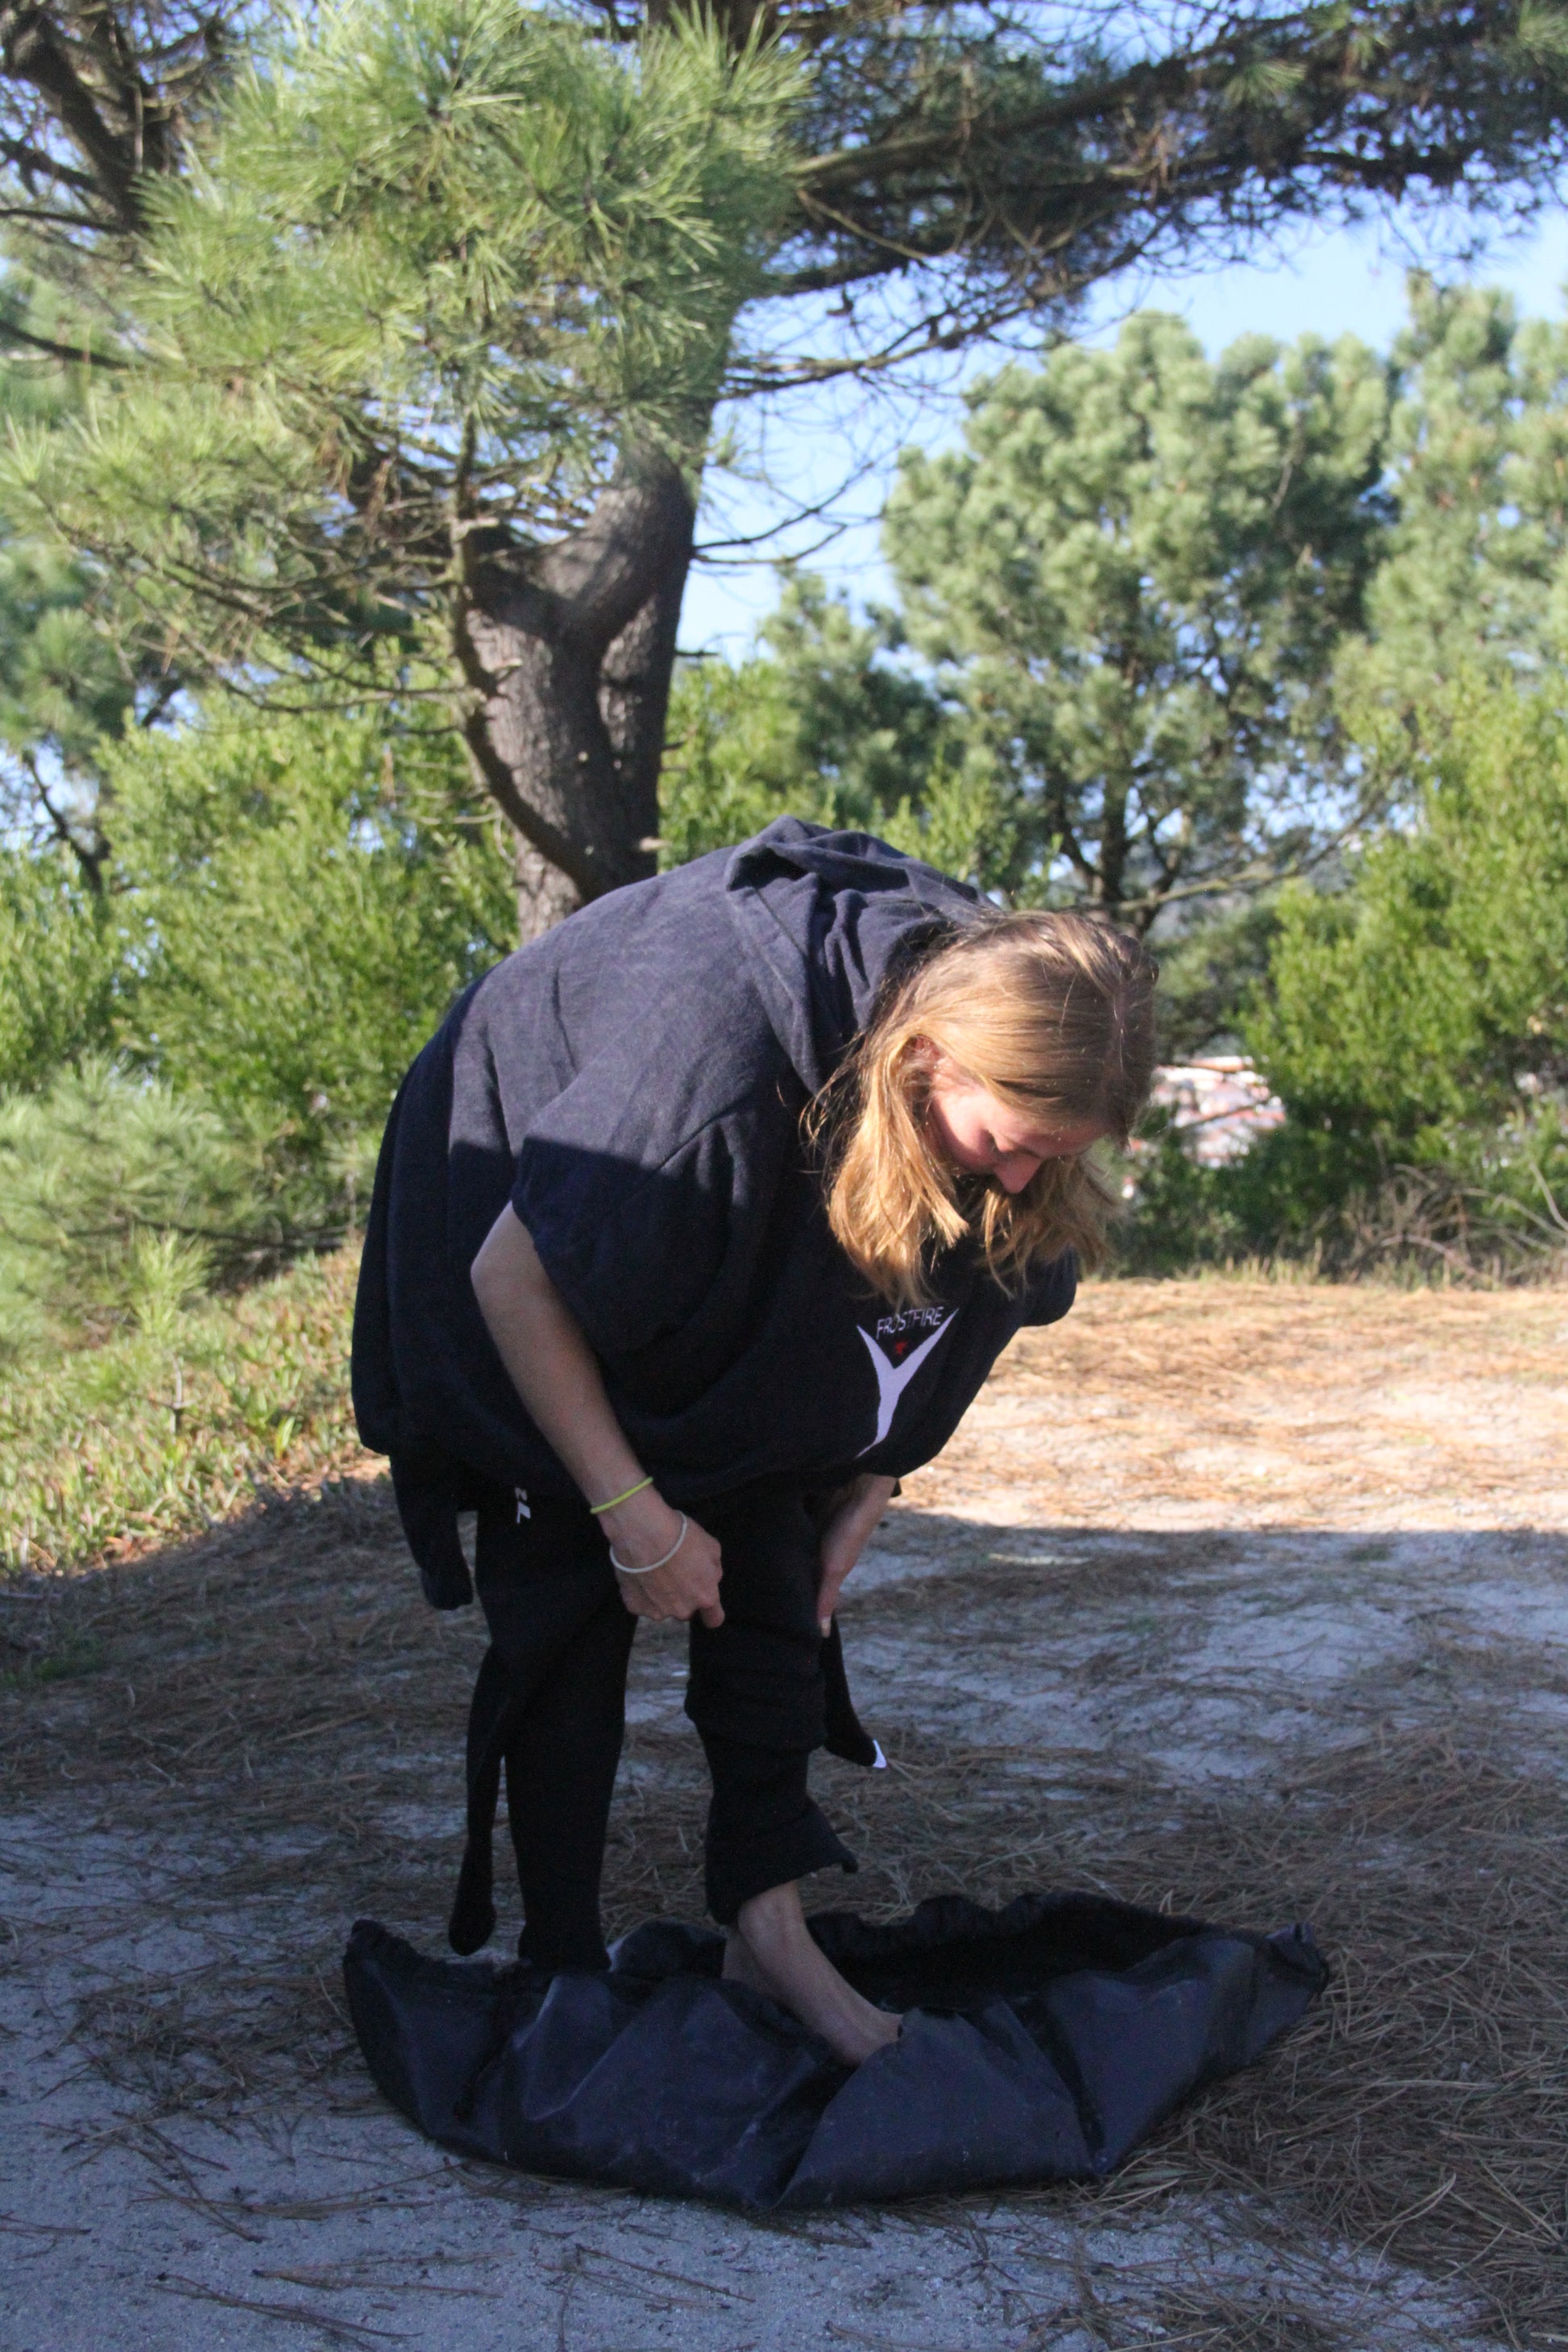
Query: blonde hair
808,910,1157,1306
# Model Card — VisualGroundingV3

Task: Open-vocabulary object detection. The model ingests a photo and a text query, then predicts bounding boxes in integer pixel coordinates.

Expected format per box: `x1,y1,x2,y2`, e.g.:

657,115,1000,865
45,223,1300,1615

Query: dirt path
2,1279,1565,2351
912,1277,1568,1531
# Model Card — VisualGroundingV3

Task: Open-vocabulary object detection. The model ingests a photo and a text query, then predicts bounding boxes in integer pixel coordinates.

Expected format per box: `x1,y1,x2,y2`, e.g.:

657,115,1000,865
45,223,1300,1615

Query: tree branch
532,457,698,649
23,743,106,890
0,312,122,364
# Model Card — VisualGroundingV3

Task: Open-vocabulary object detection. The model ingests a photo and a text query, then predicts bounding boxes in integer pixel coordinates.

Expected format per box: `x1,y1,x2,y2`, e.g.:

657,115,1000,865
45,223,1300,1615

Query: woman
353,818,1155,2067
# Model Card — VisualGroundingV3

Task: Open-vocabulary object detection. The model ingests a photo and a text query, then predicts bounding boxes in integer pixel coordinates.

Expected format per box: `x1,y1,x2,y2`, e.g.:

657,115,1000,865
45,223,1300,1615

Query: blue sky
681,209,1568,657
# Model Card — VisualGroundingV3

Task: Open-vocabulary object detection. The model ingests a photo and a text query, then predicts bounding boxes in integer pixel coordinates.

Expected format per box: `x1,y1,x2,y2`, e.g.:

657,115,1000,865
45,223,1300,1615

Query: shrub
0,699,513,1346
0,846,119,1089
1114,1116,1381,1276
0,1060,378,1359
1121,670,1568,1280
1248,682,1568,1142
0,1243,364,1574
108,702,512,1150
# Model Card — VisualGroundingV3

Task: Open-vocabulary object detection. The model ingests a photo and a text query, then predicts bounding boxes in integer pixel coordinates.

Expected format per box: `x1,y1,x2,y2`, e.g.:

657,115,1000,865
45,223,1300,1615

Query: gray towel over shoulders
351,819,1076,1605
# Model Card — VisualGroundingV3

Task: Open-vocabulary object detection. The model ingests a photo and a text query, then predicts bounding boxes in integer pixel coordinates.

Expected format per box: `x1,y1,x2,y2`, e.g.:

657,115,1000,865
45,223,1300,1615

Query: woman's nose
993,1153,1042,1194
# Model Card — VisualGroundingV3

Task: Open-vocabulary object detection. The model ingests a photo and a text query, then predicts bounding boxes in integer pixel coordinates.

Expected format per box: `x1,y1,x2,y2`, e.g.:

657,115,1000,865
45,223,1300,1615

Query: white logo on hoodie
856,1312,957,1454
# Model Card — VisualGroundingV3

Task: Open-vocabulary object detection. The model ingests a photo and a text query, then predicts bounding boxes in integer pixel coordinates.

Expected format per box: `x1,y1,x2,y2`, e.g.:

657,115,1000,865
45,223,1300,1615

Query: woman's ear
898,1038,944,1113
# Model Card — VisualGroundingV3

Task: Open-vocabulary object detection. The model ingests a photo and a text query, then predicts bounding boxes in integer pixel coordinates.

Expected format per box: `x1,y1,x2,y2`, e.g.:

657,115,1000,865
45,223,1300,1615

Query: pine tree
1346,273,1568,707
882,313,1391,927
0,274,167,892
5,0,1568,935
660,574,952,868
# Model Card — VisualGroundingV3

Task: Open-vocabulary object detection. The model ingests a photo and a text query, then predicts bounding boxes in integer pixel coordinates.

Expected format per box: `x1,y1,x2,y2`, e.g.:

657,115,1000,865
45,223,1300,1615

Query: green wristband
588,1475,654,1516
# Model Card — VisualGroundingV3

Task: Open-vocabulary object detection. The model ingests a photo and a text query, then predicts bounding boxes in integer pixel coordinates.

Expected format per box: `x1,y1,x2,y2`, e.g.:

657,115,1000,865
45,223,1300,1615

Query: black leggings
448,1479,862,1972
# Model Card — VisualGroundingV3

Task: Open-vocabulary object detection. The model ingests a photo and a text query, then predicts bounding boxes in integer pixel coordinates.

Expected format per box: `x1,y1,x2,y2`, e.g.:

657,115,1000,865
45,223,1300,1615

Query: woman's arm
471,1205,724,1627
815,1473,898,1634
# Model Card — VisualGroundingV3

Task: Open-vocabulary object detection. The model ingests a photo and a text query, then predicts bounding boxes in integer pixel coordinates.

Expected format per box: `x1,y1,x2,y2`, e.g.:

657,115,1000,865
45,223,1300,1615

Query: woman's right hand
470,1212,724,1628
602,1489,724,1628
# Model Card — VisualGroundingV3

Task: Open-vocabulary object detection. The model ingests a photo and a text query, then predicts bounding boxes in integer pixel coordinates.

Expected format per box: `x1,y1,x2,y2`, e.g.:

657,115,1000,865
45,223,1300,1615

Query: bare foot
728,1882,902,2067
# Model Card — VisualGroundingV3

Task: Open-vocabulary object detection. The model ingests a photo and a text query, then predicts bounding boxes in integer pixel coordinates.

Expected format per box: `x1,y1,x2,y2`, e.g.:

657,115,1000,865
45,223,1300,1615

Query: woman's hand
815,1474,898,1635
471,1209,723,1627
602,1487,724,1628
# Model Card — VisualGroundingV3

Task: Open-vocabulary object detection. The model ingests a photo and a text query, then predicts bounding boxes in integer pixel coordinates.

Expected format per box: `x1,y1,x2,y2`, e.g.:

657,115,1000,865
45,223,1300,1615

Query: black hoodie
352,820,1076,1605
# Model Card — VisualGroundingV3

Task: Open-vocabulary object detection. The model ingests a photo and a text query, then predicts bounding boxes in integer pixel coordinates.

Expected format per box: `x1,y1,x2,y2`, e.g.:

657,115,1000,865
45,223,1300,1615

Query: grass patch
0,1246,366,1576
0,1634,105,1690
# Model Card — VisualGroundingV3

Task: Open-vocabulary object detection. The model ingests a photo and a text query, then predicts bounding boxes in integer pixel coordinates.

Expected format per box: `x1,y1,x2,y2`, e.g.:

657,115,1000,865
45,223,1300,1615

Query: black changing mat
344,1893,1326,2209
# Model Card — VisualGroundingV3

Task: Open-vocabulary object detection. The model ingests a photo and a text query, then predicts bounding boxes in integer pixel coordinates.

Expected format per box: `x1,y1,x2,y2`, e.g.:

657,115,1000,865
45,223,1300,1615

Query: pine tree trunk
454,449,695,942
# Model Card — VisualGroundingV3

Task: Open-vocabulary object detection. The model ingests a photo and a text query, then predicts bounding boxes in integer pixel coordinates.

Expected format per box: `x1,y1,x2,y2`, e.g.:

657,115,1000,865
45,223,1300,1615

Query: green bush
0,1242,363,1574
0,846,120,1088
0,698,513,1128
1248,682,1568,1142
1115,1114,1568,1282
0,1060,372,1359
0,698,514,1347
1119,679,1568,1278
1114,1116,1381,1276
108,701,512,1149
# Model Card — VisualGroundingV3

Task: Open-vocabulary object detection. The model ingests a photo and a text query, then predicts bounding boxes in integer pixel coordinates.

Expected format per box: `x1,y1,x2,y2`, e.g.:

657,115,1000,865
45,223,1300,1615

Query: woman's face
921,1053,1110,1195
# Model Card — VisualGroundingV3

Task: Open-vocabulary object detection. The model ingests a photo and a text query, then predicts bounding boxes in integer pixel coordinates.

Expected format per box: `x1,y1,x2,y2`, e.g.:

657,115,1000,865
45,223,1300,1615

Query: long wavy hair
807,909,1158,1306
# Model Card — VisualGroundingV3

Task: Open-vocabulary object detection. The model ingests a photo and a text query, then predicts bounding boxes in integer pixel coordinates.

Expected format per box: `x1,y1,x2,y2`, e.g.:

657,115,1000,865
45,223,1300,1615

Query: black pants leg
450,1478,861,1960
500,1591,636,1971
459,1488,634,1972
686,1483,858,1925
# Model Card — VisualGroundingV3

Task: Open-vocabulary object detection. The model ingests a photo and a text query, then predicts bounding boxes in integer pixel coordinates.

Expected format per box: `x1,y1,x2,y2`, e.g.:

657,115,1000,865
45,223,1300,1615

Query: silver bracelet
610,1513,687,1576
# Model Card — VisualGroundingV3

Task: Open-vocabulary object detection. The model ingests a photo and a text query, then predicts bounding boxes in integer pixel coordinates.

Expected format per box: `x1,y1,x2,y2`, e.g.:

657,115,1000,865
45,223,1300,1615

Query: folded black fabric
344,1891,1325,2209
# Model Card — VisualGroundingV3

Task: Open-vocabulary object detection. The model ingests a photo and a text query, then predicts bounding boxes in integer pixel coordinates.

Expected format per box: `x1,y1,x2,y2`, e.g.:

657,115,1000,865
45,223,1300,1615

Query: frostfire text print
856,1309,957,1455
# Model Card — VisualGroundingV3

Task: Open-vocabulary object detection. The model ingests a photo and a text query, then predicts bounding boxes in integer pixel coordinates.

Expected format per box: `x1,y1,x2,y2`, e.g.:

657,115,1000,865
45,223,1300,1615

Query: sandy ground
2,1277,1566,2352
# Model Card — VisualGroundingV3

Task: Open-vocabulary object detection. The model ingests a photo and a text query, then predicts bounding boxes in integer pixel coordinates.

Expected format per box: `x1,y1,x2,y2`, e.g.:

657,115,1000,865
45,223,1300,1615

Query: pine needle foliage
102,697,512,1142
1252,679,1568,1139
1118,677,1568,1282
0,1061,349,1355
0,847,120,1086
884,313,1393,930
3,0,799,674
1342,273,1568,714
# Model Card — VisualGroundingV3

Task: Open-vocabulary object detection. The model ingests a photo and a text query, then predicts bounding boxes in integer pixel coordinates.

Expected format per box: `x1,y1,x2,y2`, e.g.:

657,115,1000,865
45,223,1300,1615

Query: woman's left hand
816,1474,898,1636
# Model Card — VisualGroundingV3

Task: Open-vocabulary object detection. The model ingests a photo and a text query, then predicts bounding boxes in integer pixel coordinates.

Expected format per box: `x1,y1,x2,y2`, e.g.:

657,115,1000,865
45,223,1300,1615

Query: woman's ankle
722,1929,771,1990
735,1879,809,1952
